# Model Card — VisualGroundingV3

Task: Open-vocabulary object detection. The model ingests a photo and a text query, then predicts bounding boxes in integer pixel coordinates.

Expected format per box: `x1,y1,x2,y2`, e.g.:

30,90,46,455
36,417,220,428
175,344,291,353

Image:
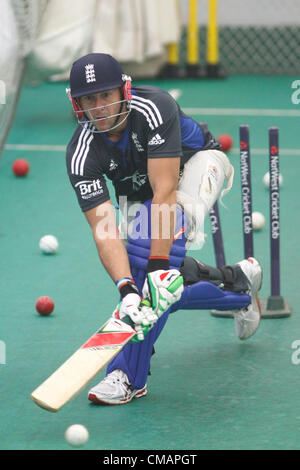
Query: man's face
79,88,123,132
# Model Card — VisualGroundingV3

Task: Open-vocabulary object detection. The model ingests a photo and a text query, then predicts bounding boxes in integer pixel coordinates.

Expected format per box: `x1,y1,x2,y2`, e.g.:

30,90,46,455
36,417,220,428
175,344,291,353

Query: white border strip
231,147,300,156
4,143,300,156
182,107,300,117
4,144,66,151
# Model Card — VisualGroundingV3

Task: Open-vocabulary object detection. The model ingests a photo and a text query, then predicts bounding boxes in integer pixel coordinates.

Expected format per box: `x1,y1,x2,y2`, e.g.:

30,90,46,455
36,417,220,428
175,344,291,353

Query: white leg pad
177,150,234,248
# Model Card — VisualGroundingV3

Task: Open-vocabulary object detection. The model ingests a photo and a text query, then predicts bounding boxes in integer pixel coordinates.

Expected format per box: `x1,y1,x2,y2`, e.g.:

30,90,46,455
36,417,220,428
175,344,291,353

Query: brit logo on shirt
85,64,96,83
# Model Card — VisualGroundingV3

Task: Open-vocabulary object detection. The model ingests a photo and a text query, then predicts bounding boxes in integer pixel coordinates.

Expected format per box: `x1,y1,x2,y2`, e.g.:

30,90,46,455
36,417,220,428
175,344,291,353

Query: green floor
1,75,300,451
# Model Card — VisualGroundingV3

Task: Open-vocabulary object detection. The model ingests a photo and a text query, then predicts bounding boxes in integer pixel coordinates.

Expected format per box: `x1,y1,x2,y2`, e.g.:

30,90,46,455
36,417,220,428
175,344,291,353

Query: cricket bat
31,317,136,412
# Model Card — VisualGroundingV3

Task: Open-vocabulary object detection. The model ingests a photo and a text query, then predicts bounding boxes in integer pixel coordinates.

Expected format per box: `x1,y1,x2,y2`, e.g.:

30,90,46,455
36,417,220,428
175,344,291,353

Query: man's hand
112,293,156,342
142,269,184,318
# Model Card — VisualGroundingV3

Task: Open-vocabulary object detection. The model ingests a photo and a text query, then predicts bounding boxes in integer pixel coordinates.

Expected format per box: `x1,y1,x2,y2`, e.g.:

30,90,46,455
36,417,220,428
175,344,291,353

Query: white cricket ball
252,211,265,231
39,235,59,254
65,424,89,447
263,172,283,188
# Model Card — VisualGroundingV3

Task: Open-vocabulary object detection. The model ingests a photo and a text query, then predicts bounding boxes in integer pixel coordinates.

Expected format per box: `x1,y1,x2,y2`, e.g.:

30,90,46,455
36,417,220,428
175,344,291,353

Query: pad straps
219,267,234,291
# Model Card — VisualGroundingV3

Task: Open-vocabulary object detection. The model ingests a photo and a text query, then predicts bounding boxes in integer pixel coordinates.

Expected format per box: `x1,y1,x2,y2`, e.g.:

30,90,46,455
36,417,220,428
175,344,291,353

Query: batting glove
112,293,156,342
142,269,184,319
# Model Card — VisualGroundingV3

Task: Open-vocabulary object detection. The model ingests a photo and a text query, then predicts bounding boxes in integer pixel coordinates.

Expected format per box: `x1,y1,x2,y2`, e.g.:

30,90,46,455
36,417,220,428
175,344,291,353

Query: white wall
180,0,300,26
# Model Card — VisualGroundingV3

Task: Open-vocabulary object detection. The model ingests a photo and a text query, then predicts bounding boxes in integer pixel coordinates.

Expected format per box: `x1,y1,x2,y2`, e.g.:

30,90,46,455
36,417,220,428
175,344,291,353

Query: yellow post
167,43,179,65
207,0,219,65
187,0,198,65
159,0,185,77
161,40,183,77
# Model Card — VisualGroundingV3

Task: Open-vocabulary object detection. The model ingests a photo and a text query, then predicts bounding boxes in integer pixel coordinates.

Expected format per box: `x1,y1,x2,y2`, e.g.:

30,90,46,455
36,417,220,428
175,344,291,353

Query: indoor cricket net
0,0,47,155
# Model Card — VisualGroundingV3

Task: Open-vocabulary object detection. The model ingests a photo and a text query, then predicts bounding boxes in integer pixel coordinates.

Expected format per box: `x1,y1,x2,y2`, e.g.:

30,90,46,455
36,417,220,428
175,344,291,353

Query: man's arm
84,200,156,340
147,156,180,258
84,200,132,282
141,156,184,318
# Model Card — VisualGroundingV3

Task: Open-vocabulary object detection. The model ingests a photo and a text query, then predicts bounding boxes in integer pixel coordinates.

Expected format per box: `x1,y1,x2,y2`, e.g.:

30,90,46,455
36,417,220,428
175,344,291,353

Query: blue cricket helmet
67,53,132,133
69,53,125,98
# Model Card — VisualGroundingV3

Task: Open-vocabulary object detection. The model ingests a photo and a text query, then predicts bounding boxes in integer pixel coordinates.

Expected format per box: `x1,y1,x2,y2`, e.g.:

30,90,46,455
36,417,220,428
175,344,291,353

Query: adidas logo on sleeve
148,133,165,146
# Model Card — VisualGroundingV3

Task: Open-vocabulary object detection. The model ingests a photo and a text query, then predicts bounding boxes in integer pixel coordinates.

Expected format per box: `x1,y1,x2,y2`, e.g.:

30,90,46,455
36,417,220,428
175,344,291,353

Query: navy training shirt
66,85,221,212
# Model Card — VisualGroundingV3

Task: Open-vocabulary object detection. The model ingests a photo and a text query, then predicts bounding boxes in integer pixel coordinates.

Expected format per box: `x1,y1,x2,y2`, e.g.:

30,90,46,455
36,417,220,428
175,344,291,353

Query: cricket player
66,53,262,405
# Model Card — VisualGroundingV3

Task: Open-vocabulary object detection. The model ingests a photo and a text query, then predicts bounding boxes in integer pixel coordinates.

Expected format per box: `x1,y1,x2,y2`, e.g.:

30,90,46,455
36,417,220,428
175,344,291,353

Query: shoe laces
104,370,132,392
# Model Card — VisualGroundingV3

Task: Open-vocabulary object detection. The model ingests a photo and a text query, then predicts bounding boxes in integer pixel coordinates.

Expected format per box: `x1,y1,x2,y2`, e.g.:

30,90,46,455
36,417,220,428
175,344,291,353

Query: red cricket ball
12,159,30,177
217,134,233,152
36,296,55,316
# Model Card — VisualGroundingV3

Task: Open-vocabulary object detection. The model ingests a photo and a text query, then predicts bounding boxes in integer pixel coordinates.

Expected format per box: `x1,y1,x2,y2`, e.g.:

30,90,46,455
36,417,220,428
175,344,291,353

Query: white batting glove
112,293,155,342
142,269,184,318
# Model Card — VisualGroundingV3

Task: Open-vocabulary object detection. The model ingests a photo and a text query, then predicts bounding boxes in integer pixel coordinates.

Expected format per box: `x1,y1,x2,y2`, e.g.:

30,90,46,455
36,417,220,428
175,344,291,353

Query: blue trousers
107,200,250,389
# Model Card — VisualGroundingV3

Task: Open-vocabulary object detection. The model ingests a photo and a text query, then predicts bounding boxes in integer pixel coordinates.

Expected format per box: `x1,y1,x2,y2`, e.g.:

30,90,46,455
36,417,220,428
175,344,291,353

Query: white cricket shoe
234,257,262,340
88,369,147,405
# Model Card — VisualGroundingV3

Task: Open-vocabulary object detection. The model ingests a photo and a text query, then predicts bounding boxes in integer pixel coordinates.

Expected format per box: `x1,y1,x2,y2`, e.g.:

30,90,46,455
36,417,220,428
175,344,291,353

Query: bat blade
31,317,135,412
